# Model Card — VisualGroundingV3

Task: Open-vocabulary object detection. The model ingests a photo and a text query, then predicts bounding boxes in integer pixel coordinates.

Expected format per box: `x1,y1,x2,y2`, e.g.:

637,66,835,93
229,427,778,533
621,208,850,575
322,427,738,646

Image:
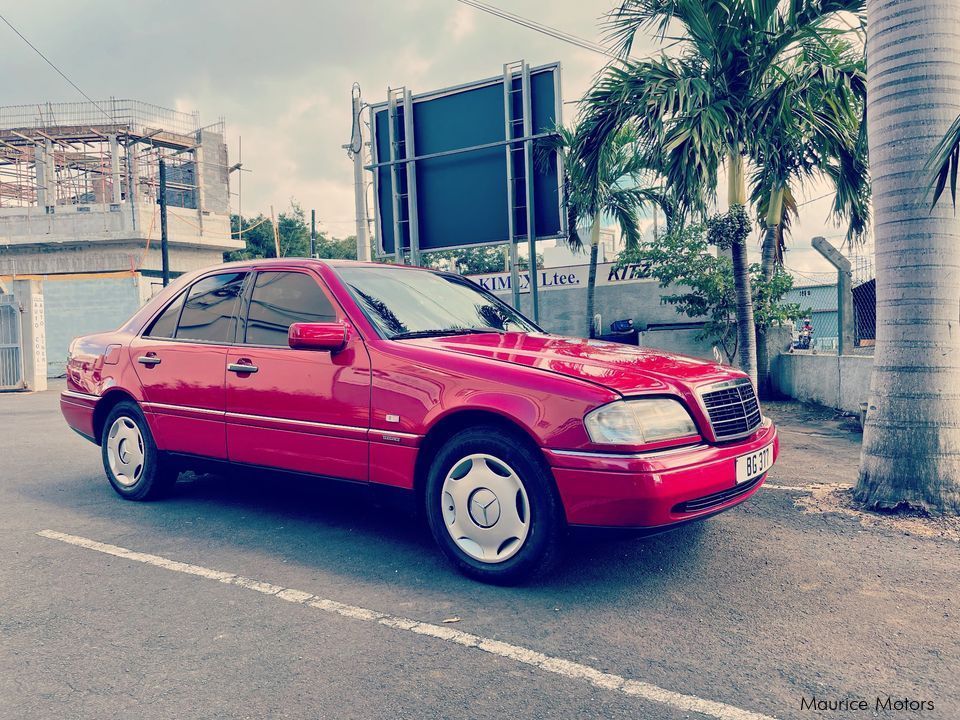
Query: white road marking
763,483,853,492
37,529,778,720
763,483,814,492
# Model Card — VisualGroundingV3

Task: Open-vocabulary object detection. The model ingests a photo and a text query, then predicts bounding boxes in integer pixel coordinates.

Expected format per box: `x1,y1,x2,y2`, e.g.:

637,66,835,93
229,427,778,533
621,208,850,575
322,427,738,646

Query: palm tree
573,0,865,385
545,125,674,338
749,38,871,393
856,0,960,514
751,38,870,279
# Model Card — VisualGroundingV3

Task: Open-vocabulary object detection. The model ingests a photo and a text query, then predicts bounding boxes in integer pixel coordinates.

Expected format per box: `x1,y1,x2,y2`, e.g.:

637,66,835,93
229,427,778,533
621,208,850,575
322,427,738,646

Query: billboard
369,62,564,258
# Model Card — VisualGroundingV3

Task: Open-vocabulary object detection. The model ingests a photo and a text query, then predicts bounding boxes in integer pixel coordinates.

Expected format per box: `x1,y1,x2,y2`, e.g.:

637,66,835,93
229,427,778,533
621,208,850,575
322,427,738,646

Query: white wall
772,352,873,413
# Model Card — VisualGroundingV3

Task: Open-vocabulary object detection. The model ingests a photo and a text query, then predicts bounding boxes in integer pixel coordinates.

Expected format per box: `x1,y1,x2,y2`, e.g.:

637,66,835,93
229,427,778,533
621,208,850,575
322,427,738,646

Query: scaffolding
0,99,224,211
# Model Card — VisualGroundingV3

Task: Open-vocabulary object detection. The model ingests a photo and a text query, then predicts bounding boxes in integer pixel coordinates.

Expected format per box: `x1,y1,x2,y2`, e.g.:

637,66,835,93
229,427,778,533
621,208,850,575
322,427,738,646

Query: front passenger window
245,271,336,346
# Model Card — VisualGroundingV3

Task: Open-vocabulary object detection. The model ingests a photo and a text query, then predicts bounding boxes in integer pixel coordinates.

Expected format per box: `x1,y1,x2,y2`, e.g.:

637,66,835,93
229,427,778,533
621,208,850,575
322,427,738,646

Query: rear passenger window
245,271,336,346
175,272,246,343
146,294,185,338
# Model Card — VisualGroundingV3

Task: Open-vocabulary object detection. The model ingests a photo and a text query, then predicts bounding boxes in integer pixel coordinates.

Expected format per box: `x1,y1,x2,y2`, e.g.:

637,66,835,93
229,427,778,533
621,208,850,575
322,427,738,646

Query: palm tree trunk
756,196,782,398
586,215,600,338
761,186,783,281
856,0,960,513
727,149,758,387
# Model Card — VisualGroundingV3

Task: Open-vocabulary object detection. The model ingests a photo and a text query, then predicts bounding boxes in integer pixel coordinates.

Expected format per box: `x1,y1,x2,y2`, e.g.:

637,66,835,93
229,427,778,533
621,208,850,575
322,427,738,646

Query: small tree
314,234,358,260
544,125,673,338
421,246,508,275
227,201,355,261
618,223,802,363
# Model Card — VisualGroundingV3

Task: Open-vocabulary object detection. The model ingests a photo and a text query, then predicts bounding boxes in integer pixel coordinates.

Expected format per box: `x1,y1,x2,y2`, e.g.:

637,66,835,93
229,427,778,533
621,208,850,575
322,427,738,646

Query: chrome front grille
699,380,762,440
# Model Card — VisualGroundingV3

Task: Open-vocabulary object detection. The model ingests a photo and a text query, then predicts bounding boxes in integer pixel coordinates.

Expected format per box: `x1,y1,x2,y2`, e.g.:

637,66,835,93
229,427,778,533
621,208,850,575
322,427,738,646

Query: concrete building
0,100,241,380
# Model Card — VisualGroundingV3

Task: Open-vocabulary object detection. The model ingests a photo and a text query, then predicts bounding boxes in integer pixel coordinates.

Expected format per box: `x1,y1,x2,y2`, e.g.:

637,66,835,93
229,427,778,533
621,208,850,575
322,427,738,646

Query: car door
224,269,371,480
129,271,247,459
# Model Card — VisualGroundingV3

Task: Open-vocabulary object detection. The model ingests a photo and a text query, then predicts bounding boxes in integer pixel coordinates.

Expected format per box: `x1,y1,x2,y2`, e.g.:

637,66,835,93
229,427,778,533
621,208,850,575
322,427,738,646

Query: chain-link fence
785,256,876,355
852,272,875,355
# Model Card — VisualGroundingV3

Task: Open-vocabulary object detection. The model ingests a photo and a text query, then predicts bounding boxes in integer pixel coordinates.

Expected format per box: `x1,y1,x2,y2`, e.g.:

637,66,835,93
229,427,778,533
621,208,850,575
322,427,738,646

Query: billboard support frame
403,89,421,266
386,88,405,264
503,61,521,310
368,61,565,309
520,61,540,323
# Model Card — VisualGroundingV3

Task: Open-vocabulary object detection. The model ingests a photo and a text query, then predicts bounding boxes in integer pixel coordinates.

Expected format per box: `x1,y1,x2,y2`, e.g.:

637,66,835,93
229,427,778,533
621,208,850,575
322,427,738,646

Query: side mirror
288,322,348,352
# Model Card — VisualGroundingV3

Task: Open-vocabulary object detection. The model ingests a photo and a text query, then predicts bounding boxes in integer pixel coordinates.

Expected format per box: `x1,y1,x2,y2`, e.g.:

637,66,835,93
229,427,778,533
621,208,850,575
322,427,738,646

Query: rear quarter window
175,272,247,343
144,294,185,338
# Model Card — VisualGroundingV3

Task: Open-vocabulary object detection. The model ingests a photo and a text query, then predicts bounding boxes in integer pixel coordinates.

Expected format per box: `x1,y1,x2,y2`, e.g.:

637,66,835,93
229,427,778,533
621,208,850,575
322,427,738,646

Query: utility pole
311,208,317,258
158,157,170,287
346,85,371,261
270,205,281,258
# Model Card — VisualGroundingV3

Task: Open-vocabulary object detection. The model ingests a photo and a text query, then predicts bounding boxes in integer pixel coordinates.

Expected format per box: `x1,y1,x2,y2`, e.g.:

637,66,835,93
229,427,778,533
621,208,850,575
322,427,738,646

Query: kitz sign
469,262,652,295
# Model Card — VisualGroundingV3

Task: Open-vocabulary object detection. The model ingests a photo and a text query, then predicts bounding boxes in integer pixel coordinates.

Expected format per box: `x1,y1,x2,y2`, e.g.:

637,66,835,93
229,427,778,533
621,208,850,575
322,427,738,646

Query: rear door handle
137,355,161,367
227,362,258,374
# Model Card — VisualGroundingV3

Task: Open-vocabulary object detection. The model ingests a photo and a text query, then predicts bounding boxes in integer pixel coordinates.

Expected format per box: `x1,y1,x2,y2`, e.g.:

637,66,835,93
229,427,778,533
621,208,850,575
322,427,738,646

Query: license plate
735,444,773,484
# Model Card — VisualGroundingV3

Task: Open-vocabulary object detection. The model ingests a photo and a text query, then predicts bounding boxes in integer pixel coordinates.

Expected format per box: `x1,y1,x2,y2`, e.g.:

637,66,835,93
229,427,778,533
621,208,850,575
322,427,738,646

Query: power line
0,12,113,124
797,191,833,208
453,0,618,59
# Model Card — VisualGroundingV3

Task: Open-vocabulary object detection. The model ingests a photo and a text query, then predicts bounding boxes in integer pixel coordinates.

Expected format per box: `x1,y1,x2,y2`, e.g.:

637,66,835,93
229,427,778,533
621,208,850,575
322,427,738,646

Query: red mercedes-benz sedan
60,259,777,583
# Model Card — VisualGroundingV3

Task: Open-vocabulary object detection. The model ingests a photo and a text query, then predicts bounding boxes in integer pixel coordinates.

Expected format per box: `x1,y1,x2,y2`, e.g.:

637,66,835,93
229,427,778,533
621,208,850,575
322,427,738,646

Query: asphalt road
1,382,957,720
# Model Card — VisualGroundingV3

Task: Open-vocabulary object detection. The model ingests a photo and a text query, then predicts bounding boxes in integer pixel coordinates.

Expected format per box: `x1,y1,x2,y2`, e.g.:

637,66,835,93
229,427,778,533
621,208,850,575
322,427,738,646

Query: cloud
446,4,477,42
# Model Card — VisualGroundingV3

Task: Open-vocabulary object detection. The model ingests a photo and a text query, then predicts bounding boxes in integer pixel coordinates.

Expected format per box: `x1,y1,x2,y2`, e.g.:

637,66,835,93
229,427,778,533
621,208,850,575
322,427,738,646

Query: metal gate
0,294,24,390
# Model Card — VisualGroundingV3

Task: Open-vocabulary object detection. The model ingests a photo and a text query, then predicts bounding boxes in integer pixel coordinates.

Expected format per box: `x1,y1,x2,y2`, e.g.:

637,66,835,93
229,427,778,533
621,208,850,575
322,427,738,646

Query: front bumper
544,420,778,528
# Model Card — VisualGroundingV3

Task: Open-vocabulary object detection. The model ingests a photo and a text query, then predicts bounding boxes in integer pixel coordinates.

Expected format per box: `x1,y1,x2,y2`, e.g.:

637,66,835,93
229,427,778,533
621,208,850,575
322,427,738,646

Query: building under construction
0,99,241,382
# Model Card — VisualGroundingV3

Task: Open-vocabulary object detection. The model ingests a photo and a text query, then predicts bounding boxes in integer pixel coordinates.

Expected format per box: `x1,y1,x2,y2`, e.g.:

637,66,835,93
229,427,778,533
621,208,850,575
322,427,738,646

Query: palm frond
927,114,960,209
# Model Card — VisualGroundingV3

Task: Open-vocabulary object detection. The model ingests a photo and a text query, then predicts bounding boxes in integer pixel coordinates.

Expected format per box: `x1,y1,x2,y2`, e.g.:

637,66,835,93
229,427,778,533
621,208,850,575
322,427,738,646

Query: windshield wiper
390,327,504,340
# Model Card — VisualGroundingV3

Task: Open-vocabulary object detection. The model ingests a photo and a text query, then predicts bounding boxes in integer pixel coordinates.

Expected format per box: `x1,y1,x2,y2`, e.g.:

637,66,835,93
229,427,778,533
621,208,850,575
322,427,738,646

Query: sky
1,0,862,277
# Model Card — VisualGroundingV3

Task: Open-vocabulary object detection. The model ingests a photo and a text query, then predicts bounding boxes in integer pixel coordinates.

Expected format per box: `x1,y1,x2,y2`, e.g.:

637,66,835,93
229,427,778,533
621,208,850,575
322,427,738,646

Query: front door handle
227,362,259,374
137,355,161,367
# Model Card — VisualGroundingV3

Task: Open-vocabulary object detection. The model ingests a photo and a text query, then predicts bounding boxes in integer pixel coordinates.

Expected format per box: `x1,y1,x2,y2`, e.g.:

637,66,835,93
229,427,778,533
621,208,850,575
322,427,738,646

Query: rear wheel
100,401,176,501
424,426,564,584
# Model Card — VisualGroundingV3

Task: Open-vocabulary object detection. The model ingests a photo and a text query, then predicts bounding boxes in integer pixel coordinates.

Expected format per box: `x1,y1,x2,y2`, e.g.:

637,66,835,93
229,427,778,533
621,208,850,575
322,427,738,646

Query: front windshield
335,265,540,339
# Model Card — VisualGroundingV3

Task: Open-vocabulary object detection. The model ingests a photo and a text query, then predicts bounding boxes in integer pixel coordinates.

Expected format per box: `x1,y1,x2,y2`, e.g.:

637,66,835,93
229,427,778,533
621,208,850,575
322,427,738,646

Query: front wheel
100,401,177,501
424,426,564,584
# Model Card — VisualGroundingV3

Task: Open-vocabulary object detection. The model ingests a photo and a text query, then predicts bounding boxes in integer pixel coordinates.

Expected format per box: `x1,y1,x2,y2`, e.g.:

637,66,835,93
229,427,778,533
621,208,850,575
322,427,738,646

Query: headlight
584,398,698,445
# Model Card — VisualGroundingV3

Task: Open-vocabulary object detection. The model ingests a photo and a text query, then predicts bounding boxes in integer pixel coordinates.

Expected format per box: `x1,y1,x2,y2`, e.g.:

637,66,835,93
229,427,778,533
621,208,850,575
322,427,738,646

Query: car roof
215,257,435,272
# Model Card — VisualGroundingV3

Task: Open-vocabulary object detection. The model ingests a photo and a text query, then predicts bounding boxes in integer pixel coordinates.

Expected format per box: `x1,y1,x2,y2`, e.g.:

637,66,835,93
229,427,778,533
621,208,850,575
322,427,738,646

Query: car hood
404,332,741,396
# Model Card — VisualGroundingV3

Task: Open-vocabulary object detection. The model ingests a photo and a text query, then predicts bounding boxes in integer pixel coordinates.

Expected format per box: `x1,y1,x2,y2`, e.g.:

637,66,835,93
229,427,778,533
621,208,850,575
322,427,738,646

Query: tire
424,425,565,584
100,400,177,501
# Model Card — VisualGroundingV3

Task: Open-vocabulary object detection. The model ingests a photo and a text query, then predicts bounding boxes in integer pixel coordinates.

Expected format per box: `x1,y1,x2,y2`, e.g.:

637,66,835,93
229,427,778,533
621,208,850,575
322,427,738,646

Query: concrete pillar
44,139,56,206
126,140,138,231
194,131,205,236
12,279,47,391
812,236,855,355
109,134,122,204
34,143,46,208
837,267,855,355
